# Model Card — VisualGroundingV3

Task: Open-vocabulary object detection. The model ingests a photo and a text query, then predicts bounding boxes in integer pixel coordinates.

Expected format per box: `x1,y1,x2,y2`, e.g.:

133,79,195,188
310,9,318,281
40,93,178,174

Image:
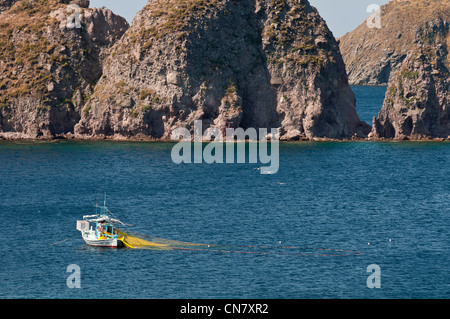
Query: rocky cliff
0,0,128,139
339,0,450,86
371,16,449,139
74,0,365,141
0,0,18,14
340,0,449,140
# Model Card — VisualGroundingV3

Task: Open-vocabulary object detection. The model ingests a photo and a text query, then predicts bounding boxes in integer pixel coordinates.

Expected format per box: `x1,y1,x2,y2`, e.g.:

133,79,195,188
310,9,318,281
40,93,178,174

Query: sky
90,0,391,38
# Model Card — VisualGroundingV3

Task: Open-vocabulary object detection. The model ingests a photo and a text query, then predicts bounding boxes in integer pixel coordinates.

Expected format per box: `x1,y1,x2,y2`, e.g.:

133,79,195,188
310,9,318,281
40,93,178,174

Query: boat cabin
95,221,117,238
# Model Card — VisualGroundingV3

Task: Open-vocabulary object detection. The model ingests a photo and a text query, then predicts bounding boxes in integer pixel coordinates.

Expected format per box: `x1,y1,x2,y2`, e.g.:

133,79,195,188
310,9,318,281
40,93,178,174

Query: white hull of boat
81,230,123,248
83,237,121,248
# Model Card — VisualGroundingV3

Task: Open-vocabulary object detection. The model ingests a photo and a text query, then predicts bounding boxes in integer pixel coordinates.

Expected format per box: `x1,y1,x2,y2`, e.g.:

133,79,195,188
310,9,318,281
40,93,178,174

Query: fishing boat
76,198,129,248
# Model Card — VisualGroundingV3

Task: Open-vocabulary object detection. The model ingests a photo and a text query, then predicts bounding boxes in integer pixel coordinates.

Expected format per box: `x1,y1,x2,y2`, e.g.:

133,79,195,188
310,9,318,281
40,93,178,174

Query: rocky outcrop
371,20,450,139
0,0,18,14
60,0,89,7
0,0,128,139
339,0,450,86
339,0,450,140
75,0,365,140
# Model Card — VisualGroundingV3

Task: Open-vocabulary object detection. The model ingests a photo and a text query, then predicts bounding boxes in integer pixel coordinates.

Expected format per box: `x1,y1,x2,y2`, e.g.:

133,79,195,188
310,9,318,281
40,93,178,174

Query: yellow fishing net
115,229,363,256
116,229,209,250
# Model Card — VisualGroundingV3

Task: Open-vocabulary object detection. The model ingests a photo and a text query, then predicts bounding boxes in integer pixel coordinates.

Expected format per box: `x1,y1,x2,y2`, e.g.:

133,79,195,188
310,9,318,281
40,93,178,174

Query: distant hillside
339,0,450,86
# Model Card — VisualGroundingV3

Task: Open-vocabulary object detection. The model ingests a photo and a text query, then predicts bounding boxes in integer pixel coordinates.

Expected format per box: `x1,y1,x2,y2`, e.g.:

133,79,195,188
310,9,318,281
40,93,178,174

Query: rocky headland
0,0,367,141
340,0,449,140
0,0,128,139
75,0,368,141
0,0,448,141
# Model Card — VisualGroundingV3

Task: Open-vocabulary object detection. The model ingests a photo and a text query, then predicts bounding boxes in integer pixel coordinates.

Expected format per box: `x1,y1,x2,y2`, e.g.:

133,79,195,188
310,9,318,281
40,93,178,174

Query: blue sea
0,86,449,299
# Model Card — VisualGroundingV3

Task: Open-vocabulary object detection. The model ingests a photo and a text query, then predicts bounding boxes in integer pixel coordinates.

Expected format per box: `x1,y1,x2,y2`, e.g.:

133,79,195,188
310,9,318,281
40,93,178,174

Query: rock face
0,0,18,14
60,0,89,7
75,0,364,140
0,0,128,139
340,0,450,139
340,0,450,86
371,19,450,139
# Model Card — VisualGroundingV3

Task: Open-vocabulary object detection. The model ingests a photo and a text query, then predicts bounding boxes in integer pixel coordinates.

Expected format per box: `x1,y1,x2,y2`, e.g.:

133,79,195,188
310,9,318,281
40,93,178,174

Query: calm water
0,87,449,299
352,85,387,124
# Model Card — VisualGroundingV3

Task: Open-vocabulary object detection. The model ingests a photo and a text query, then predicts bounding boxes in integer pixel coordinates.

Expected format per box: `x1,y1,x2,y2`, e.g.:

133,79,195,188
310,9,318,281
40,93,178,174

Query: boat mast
102,193,107,216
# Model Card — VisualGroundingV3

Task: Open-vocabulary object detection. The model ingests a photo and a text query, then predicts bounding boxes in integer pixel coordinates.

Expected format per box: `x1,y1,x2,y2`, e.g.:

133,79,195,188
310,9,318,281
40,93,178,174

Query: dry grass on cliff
0,0,63,105
339,0,450,85
141,0,223,41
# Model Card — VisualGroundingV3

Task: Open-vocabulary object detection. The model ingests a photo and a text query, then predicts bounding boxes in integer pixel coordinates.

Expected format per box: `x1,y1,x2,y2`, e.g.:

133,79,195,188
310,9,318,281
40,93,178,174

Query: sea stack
372,25,449,139
75,0,365,140
340,0,449,139
0,0,129,139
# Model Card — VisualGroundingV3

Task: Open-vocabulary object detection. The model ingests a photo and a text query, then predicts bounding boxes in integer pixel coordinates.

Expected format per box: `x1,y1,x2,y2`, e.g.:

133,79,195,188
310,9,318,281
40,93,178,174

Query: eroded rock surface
371,21,450,139
0,0,128,139
340,0,450,86
75,0,364,140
